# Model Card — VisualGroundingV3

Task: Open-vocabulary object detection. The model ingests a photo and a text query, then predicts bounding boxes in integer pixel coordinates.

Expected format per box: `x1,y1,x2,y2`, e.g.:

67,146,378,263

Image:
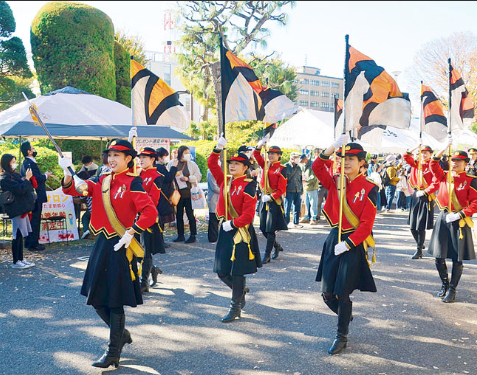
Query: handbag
0,190,14,205
191,186,206,210
166,179,181,207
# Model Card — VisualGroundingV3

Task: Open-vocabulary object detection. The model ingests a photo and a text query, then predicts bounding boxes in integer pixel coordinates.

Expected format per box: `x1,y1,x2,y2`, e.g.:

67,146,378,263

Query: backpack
381,168,391,186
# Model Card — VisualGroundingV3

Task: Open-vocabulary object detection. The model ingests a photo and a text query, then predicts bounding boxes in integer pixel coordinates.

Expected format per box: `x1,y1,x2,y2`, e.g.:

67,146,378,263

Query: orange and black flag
220,40,297,124
131,58,189,130
450,64,474,130
421,84,447,141
344,44,410,133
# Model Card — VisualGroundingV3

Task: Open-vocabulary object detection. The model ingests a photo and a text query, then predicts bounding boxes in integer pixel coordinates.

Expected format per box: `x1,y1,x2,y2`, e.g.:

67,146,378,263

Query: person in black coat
20,141,52,251
155,147,177,226
0,154,36,268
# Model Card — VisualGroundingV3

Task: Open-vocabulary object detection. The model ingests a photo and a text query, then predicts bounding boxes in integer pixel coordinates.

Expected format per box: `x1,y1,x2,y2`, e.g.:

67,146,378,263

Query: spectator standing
467,148,477,176
20,141,52,251
0,154,36,269
169,146,202,244
299,154,319,225
368,164,383,210
367,154,378,176
284,152,304,228
155,147,177,234
383,156,400,212
79,155,99,177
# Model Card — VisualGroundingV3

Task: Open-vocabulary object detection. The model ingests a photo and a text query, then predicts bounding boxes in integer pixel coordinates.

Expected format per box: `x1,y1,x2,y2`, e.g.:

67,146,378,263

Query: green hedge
31,2,116,99
114,41,130,106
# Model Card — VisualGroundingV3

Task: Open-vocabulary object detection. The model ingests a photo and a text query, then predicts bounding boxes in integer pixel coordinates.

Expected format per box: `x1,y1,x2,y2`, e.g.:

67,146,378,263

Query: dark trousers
25,200,42,248
208,212,219,243
317,186,328,220
176,197,197,236
285,191,302,224
12,229,24,263
82,210,91,234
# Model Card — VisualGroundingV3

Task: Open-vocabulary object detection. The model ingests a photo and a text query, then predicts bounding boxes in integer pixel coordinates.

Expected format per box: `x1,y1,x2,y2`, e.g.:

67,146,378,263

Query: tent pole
18,136,22,172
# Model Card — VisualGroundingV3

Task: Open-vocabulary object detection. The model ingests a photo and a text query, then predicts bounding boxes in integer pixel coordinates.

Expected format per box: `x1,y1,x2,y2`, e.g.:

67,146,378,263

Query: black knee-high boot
92,311,125,368
221,276,245,323
435,258,449,298
141,255,153,293
262,232,275,263
272,239,283,259
443,261,463,303
219,274,249,308
329,299,352,355
411,230,425,259
94,307,132,353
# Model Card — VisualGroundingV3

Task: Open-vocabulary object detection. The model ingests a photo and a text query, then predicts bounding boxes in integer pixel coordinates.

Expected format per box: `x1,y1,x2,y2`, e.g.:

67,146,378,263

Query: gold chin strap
102,175,145,281
226,177,255,262
336,175,376,266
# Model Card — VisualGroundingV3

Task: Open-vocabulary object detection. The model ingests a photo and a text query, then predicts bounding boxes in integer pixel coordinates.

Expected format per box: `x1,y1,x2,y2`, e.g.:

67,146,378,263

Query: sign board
135,137,170,154
39,188,79,244
188,146,196,162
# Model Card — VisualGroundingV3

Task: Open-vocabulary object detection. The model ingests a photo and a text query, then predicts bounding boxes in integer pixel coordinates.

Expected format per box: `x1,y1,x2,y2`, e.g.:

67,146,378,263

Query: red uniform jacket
253,149,287,200
63,168,157,237
140,167,164,207
429,158,477,217
208,149,257,227
402,153,439,195
312,153,378,249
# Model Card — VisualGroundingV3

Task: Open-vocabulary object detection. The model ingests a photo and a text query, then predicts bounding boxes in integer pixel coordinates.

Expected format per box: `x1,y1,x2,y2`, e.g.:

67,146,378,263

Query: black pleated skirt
316,228,377,296
259,199,288,233
428,211,476,262
214,225,261,276
141,223,165,255
408,192,434,230
81,233,143,308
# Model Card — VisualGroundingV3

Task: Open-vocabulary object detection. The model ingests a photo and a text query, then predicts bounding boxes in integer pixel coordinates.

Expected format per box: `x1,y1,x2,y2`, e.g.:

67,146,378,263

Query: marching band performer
427,137,477,303
312,135,378,355
208,136,261,323
60,139,157,368
137,147,165,293
403,145,439,259
466,148,477,176
253,142,288,263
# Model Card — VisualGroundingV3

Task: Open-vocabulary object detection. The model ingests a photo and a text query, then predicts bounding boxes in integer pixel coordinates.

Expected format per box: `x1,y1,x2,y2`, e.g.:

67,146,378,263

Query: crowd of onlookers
2,140,476,269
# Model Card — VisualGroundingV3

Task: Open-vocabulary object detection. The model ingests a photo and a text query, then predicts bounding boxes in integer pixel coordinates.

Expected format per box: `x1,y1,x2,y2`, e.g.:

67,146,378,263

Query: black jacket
155,163,177,217
0,172,36,219
21,157,47,203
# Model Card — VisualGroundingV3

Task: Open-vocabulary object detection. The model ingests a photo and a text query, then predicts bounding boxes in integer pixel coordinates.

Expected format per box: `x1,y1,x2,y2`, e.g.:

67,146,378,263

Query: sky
7,1,477,99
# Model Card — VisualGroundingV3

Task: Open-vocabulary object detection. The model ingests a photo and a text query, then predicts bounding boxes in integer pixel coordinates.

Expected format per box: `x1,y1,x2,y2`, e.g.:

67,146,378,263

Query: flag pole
418,81,423,190
219,36,228,220
130,55,138,175
339,34,350,243
448,58,453,212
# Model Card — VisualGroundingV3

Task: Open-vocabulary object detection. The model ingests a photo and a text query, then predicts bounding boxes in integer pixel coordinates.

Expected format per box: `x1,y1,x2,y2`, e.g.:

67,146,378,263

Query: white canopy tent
268,109,334,149
0,87,193,141
270,108,447,153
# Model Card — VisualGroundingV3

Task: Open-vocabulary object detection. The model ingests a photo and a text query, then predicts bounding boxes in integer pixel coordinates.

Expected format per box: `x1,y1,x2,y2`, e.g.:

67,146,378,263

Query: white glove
334,241,349,256
415,190,425,198
445,134,453,149
445,212,461,223
222,220,233,232
262,194,272,203
113,231,134,251
216,135,228,150
128,127,138,142
59,157,72,176
332,134,350,149
257,134,270,149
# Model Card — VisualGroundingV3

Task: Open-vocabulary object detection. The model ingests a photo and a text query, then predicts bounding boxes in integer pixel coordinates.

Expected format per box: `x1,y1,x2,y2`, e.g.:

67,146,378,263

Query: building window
299,100,309,106
321,102,329,108
163,64,172,86
294,79,299,84
333,93,339,99
299,89,309,95
331,82,340,88
310,101,319,108
321,91,330,97
322,81,330,87
310,90,319,96
301,79,309,85
311,80,320,86
330,102,335,109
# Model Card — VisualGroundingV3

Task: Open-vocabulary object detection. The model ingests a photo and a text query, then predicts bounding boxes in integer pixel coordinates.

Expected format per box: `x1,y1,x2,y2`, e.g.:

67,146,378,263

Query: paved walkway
0,211,476,375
